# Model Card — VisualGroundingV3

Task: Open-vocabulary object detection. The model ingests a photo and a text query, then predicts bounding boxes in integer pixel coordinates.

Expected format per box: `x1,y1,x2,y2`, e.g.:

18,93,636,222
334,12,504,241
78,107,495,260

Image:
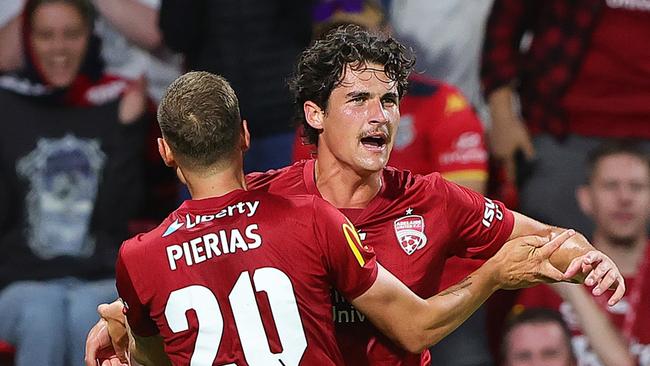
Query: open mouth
360,134,388,151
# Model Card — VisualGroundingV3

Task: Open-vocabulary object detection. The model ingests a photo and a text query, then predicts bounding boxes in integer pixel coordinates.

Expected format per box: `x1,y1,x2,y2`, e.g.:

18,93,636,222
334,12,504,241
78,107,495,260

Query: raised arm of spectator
159,0,205,53
93,0,162,51
481,0,541,181
551,282,636,366
0,0,24,71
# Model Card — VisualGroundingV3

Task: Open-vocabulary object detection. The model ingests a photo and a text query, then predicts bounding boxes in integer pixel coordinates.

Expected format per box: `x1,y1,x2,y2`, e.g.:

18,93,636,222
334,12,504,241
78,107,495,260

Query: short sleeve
116,244,159,337
438,177,514,259
312,198,378,301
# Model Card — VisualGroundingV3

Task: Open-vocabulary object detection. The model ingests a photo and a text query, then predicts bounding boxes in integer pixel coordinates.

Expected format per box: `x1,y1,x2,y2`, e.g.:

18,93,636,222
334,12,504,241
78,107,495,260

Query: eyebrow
345,91,399,99
346,91,370,99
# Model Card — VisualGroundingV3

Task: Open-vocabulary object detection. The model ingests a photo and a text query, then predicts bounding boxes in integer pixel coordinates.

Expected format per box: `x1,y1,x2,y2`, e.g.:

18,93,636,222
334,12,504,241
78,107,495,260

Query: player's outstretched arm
510,211,626,305
351,230,574,354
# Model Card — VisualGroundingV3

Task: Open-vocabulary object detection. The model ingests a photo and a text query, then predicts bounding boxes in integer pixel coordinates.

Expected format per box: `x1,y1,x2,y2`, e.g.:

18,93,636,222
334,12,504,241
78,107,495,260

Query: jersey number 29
165,267,307,365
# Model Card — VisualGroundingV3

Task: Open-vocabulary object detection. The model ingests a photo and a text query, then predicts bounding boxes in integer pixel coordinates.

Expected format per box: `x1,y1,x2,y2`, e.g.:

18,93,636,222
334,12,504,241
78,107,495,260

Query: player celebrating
244,25,625,365
87,71,579,366
87,26,626,366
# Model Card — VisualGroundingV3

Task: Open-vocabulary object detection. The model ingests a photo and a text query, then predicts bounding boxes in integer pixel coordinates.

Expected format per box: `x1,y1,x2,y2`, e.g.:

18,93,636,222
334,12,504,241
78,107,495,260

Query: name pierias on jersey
166,224,262,270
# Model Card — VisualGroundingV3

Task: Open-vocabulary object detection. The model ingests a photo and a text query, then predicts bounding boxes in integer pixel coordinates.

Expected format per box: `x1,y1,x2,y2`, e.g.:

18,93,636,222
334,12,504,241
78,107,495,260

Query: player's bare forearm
510,212,593,273
352,263,499,353
352,232,576,354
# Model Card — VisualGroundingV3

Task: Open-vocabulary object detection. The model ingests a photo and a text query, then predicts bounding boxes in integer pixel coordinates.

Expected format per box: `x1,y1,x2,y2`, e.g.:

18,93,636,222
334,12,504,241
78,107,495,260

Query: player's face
318,63,400,174
586,154,650,244
505,323,574,366
30,2,89,88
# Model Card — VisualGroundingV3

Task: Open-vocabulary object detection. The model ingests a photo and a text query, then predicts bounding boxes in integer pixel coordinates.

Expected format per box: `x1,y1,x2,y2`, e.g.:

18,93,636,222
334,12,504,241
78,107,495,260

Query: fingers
540,229,575,256
580,251,627,306
562,256,584,279
582,252,607,287
539,262,565,282
97,302,129,363
592,267,617,296
85,319,109,366
607,276,626,306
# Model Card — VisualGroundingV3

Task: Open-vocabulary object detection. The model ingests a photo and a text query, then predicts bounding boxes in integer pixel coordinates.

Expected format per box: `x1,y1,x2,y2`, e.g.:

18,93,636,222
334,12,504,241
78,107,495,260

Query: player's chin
354,156,388,173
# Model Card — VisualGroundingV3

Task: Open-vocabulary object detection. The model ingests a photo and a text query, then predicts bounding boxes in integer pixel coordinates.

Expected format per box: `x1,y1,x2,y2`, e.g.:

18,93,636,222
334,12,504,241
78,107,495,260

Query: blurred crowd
0,0,648,365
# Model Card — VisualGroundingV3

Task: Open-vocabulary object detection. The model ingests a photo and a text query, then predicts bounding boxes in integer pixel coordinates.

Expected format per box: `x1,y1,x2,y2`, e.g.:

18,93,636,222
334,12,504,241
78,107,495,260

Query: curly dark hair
289,24,415,145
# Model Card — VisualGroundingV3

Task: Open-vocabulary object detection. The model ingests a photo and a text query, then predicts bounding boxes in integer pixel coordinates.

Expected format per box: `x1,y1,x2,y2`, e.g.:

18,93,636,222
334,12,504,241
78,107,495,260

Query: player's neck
183,164,247,201
592,230,648,276
313,157,382,209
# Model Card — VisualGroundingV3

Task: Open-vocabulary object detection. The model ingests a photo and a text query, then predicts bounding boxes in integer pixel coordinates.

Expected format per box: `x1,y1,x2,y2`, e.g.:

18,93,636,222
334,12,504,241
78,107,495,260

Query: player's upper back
117,188,377,366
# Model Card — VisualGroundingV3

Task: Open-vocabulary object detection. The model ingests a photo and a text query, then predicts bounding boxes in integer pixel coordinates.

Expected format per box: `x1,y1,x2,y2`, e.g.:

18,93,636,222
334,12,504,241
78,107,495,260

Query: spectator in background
388,0,494,124
0,0,147,365
501,308,577,366
0,0,181,102
159,0,313,174
482,0,650,235
517,141,650,366
293,4,492,365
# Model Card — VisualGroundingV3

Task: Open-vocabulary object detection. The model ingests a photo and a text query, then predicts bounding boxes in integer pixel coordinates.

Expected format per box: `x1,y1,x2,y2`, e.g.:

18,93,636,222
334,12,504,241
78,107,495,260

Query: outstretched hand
85,301,130,366
563,250,626,306
490,229,576,290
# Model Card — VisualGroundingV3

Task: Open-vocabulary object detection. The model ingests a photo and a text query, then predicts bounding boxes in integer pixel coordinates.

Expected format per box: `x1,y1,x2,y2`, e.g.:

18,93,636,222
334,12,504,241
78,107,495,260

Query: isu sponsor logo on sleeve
482,197,503,228
394,208,428,255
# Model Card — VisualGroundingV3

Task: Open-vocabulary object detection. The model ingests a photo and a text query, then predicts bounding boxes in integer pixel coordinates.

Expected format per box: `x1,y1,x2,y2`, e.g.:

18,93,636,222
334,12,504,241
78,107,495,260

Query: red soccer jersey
247,160,515,365
116,189,378,365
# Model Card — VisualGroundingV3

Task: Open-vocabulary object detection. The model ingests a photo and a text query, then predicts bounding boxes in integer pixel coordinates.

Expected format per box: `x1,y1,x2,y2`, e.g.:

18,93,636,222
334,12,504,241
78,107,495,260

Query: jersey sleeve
428,87,488,181
436,176,514,259
115,243,159,337
312,198,378,301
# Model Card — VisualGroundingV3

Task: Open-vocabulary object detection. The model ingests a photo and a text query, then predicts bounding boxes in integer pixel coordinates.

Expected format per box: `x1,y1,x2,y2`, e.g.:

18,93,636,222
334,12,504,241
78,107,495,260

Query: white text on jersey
166,224,262,270
163,201,260,237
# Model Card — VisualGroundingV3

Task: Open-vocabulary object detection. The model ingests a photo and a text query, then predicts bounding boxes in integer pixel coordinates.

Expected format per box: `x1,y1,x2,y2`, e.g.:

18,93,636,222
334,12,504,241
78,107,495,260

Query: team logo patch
394,211,428,255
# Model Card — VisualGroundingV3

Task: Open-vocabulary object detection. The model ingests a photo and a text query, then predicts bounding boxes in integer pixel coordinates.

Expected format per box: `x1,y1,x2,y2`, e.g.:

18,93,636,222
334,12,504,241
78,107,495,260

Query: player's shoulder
383,166,444,192
246,160,307,193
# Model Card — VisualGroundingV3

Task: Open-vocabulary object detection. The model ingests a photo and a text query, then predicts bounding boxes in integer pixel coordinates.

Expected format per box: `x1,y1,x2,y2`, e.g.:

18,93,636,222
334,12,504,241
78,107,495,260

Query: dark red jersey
117,189,377,365
247,160,515,365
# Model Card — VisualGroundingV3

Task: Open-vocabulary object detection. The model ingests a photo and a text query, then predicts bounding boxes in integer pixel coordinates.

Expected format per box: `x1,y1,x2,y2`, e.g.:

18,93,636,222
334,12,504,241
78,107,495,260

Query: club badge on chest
394,207,428,255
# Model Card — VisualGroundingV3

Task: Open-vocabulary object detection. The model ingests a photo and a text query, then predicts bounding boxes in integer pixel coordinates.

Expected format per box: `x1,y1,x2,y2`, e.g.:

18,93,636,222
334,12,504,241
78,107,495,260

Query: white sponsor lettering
166,224,262,270
163,201,260,237
481,197,503,228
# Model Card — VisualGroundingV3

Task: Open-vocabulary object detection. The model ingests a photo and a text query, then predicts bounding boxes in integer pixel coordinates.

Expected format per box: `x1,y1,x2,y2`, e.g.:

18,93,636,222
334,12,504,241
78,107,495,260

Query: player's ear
241,119,251,152
158,137,177,168
304,101,325,130
576,184,593,217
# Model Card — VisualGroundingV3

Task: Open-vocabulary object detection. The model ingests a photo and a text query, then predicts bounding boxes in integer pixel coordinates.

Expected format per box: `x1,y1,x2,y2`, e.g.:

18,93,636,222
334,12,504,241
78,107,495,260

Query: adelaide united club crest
393,208,428,255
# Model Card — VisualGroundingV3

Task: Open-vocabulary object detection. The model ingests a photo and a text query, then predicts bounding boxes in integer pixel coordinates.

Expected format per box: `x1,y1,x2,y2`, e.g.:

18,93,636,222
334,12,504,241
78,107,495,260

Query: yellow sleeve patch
342,221,366,267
